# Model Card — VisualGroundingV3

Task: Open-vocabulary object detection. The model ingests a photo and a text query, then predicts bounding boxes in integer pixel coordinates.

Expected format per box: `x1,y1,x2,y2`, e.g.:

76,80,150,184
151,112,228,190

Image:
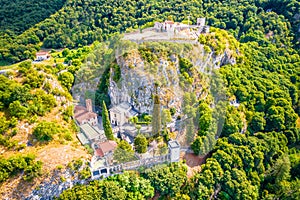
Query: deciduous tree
134,134,148,153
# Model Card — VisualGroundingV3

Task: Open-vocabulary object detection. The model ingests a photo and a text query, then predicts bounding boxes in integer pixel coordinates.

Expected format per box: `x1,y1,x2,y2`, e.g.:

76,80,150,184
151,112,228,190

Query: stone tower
86,99,93,112
168,140,180,162
197,18,206,27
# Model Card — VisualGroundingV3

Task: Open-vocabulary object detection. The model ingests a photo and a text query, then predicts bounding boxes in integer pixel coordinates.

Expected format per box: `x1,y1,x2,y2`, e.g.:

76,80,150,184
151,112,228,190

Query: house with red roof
74,99,98,126
95,140,117,158
36,52,50,61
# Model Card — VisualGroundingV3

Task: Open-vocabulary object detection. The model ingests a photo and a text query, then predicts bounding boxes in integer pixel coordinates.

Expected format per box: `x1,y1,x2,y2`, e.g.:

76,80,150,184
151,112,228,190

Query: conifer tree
152,94,161,136
102,101,114,140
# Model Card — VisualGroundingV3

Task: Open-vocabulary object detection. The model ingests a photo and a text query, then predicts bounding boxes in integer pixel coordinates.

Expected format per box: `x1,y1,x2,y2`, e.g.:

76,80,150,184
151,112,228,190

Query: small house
95,140,117,158
197,18,206,27
154,22,163,32
36,52,50,61
163,21,175,32
74,99,98,126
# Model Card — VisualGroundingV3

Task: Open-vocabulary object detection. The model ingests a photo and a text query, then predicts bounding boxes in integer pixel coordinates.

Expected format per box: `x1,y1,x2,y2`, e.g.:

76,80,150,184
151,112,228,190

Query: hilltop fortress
154,17,209,34
124,17,210,42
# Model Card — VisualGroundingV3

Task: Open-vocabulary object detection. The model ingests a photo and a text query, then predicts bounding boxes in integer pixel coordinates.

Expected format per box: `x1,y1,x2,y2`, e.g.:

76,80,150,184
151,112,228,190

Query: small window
114,114,117,117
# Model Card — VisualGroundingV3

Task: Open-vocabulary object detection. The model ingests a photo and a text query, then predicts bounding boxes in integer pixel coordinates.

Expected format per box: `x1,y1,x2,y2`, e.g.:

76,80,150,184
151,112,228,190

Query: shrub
84,144,94,154
0,154,42,183
79,166,91,179
33,121,62,142
63,132,73,141
134,134,148,153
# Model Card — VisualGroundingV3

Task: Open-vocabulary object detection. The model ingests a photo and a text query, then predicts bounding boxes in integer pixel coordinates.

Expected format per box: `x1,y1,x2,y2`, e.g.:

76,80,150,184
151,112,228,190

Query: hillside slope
0,0,299,199
0,0,299,64
0,0,66,34
59,30,300,199
0,60,89,199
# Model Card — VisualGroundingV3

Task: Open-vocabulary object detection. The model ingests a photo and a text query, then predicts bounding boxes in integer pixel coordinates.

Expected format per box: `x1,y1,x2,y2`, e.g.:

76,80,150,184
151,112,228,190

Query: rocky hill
109,41,236,114
0,61,90,199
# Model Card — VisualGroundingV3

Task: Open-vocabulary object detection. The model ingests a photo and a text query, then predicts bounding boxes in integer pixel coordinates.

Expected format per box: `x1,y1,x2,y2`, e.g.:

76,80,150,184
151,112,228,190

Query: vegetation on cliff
0,0,299,199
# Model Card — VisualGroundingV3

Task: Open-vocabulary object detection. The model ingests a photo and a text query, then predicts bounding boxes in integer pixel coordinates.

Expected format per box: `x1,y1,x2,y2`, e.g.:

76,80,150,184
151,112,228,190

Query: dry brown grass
0,55,91,199
36,143,90,172
0,143,90,200
0,89,90,199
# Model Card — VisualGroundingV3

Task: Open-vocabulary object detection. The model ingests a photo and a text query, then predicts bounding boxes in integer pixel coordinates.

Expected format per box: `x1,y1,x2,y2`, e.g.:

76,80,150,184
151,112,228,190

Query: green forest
0,0,299,64
0,0,66,34
57,29,300,199
0,0,299,199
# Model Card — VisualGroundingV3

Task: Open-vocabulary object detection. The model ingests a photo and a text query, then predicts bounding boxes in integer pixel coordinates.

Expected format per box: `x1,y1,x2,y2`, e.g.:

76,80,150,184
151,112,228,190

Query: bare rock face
108,44,236,114
109,49,182,113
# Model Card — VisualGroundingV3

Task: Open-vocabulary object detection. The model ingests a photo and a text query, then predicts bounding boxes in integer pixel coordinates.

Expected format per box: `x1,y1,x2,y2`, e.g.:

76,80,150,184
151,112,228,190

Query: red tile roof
36,52,49,56
74,105,86,115
74,105,97,125
95,141,117,157
165,21,174,24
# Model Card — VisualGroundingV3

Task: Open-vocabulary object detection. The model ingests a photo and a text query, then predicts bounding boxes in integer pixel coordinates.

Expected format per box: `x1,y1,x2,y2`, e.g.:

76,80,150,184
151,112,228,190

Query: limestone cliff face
108,49,180,113
108,43,235,113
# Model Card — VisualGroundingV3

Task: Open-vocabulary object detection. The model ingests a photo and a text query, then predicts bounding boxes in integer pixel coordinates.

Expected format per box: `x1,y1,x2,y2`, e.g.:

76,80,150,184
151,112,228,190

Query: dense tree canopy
58,171,154,200
0,0,299,199
1,0,299,64
142,162,188,198
0,0,66,34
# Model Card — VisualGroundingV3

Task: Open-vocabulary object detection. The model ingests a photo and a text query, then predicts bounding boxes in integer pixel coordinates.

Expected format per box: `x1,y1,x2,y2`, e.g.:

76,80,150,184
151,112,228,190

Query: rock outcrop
108,43,236,114
109,48,182,113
